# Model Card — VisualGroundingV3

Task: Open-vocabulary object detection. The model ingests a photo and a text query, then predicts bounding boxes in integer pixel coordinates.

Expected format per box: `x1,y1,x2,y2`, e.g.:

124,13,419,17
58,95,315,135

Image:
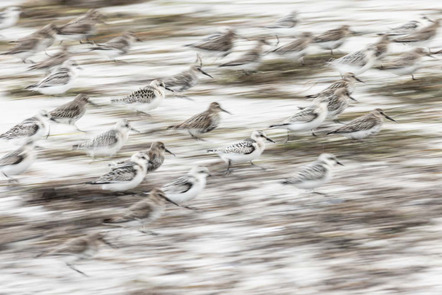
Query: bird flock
0,7,439,276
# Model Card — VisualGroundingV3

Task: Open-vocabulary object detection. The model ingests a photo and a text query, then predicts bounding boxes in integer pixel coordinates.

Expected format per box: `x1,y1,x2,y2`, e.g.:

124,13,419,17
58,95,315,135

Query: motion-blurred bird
0,140,36,182
55,9,104,43
28,46,70,71
282,153,343,192
90,31,141,60
329,46,377,75
162,54,213,94
49,94,97,132
208,130,274,174
0,110,50,144
382,20,421,36
162,166,211,206
393,19,440,47
73,119,139,158
311,87,357,121
313,25,352,55
168,102,231,140
103,188,178,233
219,39,270,72
26,60,81,95
327,108,396,140
380,47,430,80
1,23,57,63
372,35,390,59
266,11,299,30
111,80,171,115
88,151,148,192
36,232,114,277
186,27,238,58
272,32,313,65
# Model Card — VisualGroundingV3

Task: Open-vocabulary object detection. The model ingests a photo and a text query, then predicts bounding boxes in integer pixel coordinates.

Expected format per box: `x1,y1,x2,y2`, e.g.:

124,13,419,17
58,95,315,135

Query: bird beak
221,108,231,114
383,114,397,122
130,127,141,133
336,160,344,166
348,95,358,102
198,68,213,78
164,86,174,92
265,136,275,143
165,148,175,156
164,196,181,207
88,100,99,106
355,77,364,83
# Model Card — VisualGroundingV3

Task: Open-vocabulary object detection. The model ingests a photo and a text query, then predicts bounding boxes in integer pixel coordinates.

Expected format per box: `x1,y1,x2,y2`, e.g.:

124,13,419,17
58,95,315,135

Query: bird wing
175,111,211,129
123,86,156,104
51,238,89,255
5,38,39,54
314,28,342,42
37,70,71,87
50,102,82,119
94,164,138,184
1,118,39,139
191,34,232,52
163,71,194,90
58,22,93,35
220,51,259,67
88,129,119,148
163,175,194,194
274,39,306,54
294,161,328,182
0,148,25,167
31,52,69,70
126,200,155,219
333,115,378,133
103,37,130,51
287,106,319,123
394,26,435,42
218,138,256,155
336,50,368,67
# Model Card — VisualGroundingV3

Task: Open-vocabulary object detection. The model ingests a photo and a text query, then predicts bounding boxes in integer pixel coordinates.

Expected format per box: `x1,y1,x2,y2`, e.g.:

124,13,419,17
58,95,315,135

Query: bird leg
311,130,318,137
285,130,291,143
224,160,233,175
330,49,334,56
411,74,416,80
182,205,200,211
250,161,267,171
66,263,88,277
189,132,205,141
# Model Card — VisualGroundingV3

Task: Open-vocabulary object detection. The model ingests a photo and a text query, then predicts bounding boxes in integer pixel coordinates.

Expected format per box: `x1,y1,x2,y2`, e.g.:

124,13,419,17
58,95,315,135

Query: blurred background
0,0,442,294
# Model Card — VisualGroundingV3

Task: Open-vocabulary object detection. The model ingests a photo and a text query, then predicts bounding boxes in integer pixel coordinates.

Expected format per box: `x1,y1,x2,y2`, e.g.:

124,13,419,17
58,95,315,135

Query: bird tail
305,94,318,99
207,149,218,153
326,130,337,135
268,123,289,129
281,178,297,185
72,143,85,150
110,97,124,103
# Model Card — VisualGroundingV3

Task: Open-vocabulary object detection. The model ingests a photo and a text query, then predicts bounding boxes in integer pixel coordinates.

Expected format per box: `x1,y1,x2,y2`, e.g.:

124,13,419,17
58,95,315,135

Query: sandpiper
73,119,139,158
110,141,175,173
219,39,270,72
269,98,328,141
28,45,70,71
271,32,313,65
207,130,274,174
162,54,213,93
282,153,343,192
330,46,377,75
111,80,171,115
266,11,298,30
306,72,363,99
103,188,178,233
0,110,50,144
88,151,148,192
49,94,96,132
327,108,396,140
162,166,211,206
90,31,141,60
55,9,104,43
36,232,114,277
0,7,22,30
313,87,357,121
168,102,231,140
313,25,352,55
0,140,36,182
1,23,57,63
25,60,82,95
372,35,390,59
393,19,440,47
380,47,430,80
383,20,421,36
186,27,238,58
